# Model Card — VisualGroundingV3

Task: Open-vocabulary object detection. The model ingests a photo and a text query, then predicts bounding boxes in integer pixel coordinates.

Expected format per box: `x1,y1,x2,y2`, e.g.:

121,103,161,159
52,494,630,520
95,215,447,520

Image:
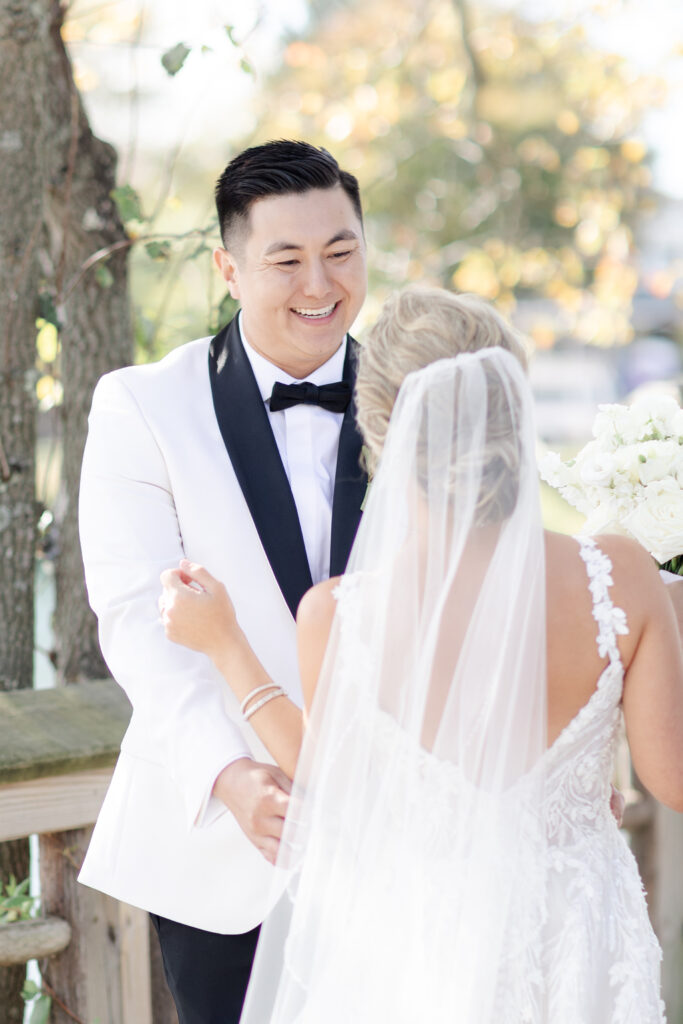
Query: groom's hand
213,757,292,865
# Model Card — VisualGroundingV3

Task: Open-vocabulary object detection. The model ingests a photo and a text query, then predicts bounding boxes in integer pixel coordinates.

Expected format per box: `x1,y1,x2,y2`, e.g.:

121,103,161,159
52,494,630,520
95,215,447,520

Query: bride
160,286,683,1023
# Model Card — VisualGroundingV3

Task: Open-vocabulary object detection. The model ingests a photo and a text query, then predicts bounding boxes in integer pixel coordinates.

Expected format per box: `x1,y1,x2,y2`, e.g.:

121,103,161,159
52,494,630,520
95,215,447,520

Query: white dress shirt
239,315,347,585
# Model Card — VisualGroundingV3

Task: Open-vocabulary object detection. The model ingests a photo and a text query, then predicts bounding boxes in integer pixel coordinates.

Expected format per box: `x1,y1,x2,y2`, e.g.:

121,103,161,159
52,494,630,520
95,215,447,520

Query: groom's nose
300,257,333,299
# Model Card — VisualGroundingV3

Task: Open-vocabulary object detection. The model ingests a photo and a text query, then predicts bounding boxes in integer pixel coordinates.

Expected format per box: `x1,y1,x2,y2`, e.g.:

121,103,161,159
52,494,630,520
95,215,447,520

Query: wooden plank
0,768,112,842
0,916,71,966
655,805,683,1024
119,903,153,1024
39,828,150,1024
0,679,130,784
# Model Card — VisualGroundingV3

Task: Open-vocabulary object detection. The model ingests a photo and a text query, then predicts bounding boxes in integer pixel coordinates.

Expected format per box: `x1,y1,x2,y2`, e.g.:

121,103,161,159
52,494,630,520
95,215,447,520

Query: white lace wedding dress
538,537,665,1023
281,537,665,1024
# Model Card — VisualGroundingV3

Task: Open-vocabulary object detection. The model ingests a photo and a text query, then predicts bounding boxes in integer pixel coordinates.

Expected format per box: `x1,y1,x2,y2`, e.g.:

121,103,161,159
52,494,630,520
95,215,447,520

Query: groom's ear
213,247,241,300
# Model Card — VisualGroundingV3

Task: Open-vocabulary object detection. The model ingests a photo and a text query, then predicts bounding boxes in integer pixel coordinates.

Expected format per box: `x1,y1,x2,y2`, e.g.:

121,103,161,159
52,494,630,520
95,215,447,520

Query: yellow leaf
556,109,580,135
36,320,59,363
452,251,500,299
620,139,646,163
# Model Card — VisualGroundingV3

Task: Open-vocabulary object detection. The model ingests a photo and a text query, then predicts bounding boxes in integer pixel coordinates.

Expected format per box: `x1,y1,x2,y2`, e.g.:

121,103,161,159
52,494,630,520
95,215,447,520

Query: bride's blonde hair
356,286,529,475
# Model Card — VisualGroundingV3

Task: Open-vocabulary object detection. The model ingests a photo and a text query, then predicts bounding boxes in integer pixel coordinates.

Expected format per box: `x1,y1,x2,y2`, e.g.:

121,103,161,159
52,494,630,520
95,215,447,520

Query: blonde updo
356,286,528,474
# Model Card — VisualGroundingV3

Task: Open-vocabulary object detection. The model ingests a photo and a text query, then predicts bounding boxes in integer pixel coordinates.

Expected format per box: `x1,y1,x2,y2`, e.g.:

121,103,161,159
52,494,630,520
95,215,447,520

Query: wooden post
39,827,152,1024
654,805,683,1024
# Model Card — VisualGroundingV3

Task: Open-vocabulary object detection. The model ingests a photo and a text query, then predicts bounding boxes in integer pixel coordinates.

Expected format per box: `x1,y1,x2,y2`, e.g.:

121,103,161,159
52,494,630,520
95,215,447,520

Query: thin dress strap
576,536,629,666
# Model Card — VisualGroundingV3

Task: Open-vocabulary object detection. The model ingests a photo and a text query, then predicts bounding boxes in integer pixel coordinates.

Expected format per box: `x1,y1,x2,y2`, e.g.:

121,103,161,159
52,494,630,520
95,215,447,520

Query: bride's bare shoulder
545,529,663,638
297,577,341,631
545,530,657,582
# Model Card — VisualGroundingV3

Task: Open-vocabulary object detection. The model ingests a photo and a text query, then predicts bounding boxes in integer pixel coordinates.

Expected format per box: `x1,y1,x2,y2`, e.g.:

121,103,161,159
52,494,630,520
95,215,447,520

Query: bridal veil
242,346,548,1023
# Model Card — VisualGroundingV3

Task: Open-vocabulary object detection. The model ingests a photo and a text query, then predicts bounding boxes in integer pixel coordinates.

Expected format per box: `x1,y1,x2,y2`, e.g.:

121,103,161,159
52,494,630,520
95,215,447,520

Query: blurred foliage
249,0,663,346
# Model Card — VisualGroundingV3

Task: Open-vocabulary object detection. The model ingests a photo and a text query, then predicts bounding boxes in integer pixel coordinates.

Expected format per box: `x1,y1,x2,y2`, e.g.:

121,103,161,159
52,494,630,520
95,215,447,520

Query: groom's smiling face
214,186,367,379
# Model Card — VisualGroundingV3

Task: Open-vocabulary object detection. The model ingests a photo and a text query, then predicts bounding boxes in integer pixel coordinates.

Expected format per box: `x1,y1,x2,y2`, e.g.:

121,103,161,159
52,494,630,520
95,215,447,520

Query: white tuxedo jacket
78,319,365,934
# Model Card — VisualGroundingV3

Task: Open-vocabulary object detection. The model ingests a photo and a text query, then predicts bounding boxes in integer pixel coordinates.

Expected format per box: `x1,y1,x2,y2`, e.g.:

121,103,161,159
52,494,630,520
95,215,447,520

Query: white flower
673,408,683,440
635,439,680,485
577,450,617,488
592,404,633,448
622,477,683,563
542,395,683,565
583,502,628,537
630,395,680,442
538,450,568,488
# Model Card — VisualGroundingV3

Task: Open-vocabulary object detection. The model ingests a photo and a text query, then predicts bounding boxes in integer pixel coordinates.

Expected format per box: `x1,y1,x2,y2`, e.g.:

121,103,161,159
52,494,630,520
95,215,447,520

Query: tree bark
41,1,133,684
0,0,49,1016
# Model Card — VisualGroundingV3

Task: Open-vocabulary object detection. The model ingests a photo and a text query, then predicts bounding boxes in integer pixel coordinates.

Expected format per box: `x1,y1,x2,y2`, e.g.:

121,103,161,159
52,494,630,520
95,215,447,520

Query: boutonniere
361,445,374,512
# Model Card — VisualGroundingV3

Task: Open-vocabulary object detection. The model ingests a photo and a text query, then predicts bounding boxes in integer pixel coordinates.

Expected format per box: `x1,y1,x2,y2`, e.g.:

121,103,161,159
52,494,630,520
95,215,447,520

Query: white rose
622,477,683,563
578,450,617,487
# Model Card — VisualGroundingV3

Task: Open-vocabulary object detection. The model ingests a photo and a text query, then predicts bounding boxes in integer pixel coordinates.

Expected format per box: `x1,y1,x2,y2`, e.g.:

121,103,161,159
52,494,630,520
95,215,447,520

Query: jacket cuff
193,752,254,829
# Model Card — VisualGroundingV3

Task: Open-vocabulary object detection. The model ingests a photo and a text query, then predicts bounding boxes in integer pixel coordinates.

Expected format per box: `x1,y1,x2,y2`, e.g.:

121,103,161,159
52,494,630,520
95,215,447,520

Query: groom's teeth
292,304,336,318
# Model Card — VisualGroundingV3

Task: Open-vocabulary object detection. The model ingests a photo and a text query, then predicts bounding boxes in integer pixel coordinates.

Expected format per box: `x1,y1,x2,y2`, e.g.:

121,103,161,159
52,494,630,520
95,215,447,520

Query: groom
78,141,368,1024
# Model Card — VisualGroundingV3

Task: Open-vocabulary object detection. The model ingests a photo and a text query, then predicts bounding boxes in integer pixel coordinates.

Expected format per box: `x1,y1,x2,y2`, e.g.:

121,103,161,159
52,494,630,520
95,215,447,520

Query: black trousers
150,913,260,1024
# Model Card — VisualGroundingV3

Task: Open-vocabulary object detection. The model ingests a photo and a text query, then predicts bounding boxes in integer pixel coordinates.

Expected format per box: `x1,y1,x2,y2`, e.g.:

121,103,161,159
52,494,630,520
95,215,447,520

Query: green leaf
38,292,60,330
4,895,31,908
110,185,144,223
161,42,191,76
28,994,52,1024
94,263,114,289
225,24,238,46
189,242,210,259
22,980,40,1001
145,240,172,261
211,292,241,331
239,57,255,77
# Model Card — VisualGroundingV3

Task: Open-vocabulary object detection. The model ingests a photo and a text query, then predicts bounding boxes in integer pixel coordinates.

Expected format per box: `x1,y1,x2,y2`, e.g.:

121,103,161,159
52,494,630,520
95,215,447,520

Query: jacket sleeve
79,371,252,829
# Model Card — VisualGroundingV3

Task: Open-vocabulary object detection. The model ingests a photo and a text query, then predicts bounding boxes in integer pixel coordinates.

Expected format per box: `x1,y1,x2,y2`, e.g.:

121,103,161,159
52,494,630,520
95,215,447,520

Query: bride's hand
160,560,238,661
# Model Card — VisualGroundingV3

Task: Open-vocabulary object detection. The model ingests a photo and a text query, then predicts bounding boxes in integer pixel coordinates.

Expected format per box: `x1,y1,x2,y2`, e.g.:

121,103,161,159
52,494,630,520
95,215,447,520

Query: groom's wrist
212,756,253,808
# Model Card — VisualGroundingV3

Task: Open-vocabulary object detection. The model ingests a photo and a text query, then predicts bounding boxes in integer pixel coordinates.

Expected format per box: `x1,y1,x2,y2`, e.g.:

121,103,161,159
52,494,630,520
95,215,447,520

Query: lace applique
577,536,630,661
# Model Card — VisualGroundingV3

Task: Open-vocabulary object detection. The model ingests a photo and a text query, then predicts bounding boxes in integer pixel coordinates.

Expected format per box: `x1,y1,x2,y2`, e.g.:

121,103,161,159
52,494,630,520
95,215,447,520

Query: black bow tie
269,380,351,414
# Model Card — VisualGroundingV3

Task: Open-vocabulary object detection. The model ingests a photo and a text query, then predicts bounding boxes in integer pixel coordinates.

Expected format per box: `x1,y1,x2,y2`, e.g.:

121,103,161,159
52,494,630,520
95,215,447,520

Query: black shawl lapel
330,338,368,576
208,318,313,618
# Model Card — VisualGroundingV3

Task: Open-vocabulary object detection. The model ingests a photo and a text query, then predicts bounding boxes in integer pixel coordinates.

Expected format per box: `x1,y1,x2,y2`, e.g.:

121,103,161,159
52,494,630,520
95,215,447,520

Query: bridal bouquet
539,395,683,574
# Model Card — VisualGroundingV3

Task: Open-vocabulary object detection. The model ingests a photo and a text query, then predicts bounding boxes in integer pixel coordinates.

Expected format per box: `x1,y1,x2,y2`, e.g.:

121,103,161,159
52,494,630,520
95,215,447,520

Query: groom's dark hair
215,140,363,257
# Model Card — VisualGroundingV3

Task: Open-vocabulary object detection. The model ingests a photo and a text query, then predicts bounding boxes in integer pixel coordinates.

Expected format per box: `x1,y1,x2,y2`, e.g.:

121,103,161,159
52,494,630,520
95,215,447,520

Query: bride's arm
161,562,303,779
617,543,683,812
296,578,340,714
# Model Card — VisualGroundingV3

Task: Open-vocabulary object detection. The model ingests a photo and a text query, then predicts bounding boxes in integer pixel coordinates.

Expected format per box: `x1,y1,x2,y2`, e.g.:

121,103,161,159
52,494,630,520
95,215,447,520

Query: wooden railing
0,682,681,1022
0,680,162,1024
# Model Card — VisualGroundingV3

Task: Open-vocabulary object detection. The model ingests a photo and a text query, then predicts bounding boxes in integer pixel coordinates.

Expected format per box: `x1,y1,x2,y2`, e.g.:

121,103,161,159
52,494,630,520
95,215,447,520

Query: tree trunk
41,1,133,684
0,0,49,1016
